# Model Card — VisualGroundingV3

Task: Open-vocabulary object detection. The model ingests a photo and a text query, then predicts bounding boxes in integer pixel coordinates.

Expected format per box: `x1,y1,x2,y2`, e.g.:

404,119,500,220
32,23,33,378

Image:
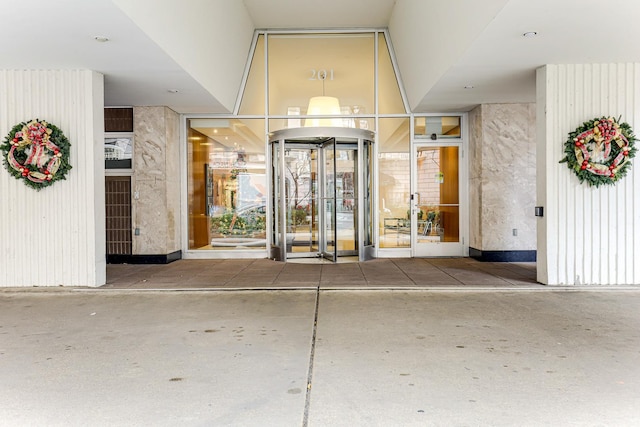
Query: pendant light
305,73,342,127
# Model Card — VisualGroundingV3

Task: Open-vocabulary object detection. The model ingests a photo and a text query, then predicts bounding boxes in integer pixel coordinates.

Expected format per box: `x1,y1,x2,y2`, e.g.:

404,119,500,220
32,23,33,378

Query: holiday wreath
1,119,72,190
560,116,636,187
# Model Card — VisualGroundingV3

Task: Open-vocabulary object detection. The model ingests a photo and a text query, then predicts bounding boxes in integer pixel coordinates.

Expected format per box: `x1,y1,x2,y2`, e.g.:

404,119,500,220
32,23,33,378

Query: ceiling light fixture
167,89,179,93
522,31,538,38
464,85,474,89
305,73,342,127
93,36,110,42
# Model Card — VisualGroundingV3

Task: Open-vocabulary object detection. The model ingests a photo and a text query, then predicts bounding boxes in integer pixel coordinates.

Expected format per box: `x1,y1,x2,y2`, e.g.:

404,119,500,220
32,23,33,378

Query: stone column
132,106,181,261
469,103,537,261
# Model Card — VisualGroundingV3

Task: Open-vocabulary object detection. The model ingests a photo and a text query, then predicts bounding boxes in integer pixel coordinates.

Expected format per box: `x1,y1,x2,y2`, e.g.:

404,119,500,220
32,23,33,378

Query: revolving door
270,128,374,262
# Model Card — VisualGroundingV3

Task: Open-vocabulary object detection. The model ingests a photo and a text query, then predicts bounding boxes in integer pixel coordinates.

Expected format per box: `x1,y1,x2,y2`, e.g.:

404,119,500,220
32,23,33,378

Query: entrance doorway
270,128,374,262
411,144,464,257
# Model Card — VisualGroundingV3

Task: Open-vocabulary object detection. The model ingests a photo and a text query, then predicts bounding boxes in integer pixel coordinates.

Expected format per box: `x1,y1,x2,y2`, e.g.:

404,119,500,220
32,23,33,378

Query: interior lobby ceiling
2,0,640,114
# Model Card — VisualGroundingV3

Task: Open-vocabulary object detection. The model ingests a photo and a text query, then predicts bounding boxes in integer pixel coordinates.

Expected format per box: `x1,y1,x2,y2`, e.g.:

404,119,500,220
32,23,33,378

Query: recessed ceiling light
94,36,110,42
522,31,538,38
167,89,179,93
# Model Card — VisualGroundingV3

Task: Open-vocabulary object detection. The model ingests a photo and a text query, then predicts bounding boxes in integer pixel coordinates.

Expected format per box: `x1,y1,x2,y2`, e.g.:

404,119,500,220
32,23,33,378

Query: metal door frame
269,127,375,262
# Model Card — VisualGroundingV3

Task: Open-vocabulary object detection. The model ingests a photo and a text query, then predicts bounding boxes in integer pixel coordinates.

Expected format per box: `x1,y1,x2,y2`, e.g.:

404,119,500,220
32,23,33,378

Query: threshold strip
302,284,321,427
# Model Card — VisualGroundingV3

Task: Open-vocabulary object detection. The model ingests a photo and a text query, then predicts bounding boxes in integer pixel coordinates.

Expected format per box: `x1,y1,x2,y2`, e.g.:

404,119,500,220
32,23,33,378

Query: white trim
410,113,469,258
234,30,261,115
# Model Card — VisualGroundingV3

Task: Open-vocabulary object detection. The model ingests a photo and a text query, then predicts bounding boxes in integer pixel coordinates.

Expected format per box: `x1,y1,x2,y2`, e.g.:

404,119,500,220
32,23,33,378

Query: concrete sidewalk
1,289,639,426
104,258,541,290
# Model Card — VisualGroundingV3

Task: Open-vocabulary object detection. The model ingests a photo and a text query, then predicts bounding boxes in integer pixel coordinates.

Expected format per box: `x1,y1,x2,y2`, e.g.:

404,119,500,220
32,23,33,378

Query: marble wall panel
468,106,482,248
164,107,181,253
132,106,180,255
471,103,536,251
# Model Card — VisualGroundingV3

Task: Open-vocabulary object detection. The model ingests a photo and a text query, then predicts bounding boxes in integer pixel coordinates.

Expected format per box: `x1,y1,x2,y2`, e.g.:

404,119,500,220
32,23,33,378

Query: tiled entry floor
103,258,541,290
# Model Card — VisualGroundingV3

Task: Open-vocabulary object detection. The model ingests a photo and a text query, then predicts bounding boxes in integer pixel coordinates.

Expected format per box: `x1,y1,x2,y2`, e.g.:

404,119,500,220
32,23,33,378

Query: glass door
359,138,375,260
284,146,319,259
412,145,463,257
321,138,337,262
336,145,357,257
269,128,375,262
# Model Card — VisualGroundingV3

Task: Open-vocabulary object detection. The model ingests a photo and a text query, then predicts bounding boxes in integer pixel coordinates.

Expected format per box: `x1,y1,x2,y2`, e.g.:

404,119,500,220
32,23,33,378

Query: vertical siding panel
633,64,639,284
556,65,566,284
550,65,561,283
0,69,104,287
0,71,8,286
630,64,639,284
546,65,559,283
619,64,632,285
578,64,592,284
542,63,639,284
581,65,591,284
572,65,584,284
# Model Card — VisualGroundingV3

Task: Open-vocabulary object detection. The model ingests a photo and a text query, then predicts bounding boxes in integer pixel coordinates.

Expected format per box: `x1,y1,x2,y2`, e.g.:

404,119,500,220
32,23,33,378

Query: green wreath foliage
560,116,636,187
1,119,72,190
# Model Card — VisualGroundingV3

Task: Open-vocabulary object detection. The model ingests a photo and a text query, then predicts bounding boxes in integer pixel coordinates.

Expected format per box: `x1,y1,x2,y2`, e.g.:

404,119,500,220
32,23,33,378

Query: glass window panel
416,146,459,243
414,116,461,139
239,35,265,115
378,118,411,248
187,118,266,250
269,117,375,133
267,33,375,121
271,142,280,247
104,136,133,169
378,33,406,114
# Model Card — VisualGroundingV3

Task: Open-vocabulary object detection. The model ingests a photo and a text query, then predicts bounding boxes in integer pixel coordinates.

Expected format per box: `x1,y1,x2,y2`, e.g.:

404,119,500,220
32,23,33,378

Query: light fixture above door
305,72,342,127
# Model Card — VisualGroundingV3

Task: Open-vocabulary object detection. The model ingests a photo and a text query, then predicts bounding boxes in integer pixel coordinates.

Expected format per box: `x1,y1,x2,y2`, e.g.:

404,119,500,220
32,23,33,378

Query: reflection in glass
414,116,461,139
239,34,265,115
284,148,318,255
104,137,133,169
378,32,406,114
378,118,411,248
415,146,459,243
323,144,336,257
335,148,356,254
267,33,375,125
187,119,266,250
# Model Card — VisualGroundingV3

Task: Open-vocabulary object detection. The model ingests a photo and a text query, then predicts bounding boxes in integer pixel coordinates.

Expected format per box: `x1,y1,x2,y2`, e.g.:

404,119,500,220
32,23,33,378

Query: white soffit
243,0,396,28
389,0,510,111
0,0,223,113
112,0,255,112
418,0,640,112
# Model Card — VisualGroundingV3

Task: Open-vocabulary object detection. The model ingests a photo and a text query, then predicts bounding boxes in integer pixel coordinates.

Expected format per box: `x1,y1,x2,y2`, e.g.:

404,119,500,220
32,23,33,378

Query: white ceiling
2,0,640,114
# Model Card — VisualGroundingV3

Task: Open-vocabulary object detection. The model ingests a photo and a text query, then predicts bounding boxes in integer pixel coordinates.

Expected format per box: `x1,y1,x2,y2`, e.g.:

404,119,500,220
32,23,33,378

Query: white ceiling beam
389,0,509,111
112,0,255,112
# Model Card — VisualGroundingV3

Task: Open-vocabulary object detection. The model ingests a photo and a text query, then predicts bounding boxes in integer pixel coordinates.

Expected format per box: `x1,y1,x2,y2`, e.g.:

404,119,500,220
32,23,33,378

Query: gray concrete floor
2,260,640,426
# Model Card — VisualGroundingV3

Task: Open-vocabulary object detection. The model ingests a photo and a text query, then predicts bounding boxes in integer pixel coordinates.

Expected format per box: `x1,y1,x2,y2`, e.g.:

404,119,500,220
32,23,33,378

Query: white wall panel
537,64,639,285
0,69,105,287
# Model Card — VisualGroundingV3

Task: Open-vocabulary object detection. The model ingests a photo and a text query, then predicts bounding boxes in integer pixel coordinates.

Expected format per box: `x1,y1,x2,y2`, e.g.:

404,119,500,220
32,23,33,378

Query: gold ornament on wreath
560,116,637,187
1,119,72,190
